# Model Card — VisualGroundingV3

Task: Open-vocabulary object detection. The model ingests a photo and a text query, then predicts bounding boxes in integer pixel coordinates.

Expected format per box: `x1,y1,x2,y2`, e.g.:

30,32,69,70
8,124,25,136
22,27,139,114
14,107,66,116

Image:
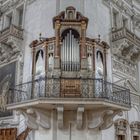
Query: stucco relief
0,62,16,117
0,41,22,65
113,56,137,74
103,0,134,16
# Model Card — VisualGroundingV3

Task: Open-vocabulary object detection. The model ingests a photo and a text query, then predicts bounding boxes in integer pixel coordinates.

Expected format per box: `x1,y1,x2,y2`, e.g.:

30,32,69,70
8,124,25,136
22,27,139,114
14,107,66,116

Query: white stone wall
0,0,140,140
12,0,140,139
22,0,57,82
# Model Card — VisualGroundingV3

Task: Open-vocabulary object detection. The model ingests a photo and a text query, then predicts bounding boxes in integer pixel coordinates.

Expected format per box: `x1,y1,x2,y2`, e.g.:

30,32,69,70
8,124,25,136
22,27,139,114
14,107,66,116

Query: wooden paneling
0,128,17,140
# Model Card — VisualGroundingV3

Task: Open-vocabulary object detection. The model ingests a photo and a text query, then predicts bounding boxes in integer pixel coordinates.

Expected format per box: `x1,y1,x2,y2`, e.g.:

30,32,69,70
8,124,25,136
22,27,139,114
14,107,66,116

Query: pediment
113,78,138,93
53,6,88,28
125,79,138,93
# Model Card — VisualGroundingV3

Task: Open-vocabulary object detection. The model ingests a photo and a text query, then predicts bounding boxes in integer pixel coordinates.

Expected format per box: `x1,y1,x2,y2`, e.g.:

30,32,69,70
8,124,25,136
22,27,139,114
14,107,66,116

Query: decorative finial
39,33,42,41
98,34,101,42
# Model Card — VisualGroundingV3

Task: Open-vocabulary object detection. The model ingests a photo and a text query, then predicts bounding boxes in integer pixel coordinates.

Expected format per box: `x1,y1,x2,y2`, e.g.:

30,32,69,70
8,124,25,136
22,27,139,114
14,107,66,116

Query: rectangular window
133,136,139,140
118,135,125,140
5,13,12,28
122,18,128,29
18,8,23,27
113,10,119,29
113,12,117,27
16,6,24,27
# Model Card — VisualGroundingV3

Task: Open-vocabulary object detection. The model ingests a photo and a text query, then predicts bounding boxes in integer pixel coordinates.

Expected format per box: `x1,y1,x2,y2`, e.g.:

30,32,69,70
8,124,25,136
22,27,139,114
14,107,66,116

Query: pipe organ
61,29,80,71
30,6,108,80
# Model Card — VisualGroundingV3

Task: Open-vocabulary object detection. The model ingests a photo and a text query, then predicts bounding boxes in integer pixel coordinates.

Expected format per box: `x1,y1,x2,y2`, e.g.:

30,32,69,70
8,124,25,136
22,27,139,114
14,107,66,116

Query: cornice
0,0,36,14
103,0,140,16
0,0,23,13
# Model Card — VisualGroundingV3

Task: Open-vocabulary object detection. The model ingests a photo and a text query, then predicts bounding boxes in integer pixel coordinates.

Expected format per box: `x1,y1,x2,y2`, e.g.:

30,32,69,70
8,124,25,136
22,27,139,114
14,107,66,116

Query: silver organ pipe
69,30,72,71
64,36,67,70
76,40,79,71
67,33,70,70
66,34,69,71
74,39,76,71
61,30,80,71
72,34,74,70
61,40,64,70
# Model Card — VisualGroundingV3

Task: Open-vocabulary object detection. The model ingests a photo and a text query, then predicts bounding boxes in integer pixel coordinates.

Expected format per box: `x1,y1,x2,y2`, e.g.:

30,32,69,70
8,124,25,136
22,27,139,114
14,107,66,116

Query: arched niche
96,50,104,78
35,49,45,76
128,106,139,123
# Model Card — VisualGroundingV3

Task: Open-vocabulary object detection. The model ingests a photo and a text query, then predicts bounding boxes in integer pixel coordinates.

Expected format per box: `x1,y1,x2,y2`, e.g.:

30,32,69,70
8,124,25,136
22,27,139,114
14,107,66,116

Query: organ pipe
61,30,80,71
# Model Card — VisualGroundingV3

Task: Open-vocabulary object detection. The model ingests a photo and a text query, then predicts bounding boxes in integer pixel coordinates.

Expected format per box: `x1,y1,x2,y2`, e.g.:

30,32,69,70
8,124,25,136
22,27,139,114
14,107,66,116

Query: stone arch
128,106,139,123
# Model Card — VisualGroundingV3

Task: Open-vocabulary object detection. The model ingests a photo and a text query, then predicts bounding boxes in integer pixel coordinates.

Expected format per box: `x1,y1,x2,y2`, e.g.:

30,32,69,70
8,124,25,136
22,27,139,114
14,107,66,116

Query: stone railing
112,27,140,47
8,77,131,108
0,24,23,42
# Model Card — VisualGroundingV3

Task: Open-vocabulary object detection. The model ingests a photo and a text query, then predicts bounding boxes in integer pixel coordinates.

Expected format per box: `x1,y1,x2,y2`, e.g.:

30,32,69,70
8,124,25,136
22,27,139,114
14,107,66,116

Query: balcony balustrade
112,27,140,47
0,24,23,42
7,77,131,109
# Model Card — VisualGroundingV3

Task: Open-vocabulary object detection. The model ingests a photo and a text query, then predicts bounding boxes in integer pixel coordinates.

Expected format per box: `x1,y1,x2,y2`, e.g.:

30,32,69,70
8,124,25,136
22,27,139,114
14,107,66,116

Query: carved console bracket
21,108,50,130
22,111,38,130
57,105,64,129
77,106,84,129
100,110,123,130
88,109,123,130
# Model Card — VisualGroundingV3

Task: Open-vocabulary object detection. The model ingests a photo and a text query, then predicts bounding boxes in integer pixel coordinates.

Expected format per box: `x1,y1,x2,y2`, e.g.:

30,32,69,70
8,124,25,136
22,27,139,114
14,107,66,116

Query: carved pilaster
80,21,87,70
30,40,38,99
54,20,61,69
81,21,87,59
93,42,96,74
103,47,107,80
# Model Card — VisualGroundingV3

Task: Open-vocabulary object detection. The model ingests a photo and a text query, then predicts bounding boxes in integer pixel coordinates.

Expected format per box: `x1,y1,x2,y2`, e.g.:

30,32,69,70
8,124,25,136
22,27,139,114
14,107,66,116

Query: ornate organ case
30,7,109,98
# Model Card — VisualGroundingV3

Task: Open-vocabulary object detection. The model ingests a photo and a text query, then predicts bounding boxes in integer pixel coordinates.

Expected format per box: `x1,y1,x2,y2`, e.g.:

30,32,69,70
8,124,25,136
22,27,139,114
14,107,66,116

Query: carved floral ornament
0,39,21,65
112,40,140,63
